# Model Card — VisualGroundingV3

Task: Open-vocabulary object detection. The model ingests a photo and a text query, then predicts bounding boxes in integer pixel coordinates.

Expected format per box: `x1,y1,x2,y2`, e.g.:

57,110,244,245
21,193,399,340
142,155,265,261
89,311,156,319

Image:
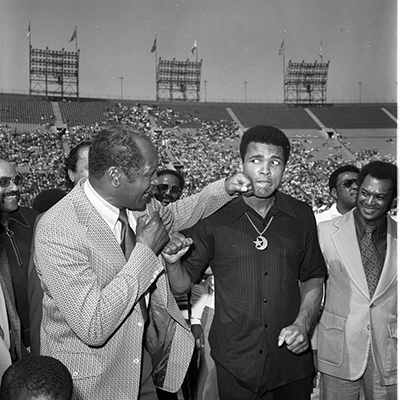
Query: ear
67,169,75,183
108,167,121,188
330,187,338,201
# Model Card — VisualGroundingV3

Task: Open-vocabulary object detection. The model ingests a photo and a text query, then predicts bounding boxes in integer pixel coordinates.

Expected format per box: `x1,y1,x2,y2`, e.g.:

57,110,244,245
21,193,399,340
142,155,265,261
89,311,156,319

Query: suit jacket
34,178,232,400
317,209,397,386
0,245,28,366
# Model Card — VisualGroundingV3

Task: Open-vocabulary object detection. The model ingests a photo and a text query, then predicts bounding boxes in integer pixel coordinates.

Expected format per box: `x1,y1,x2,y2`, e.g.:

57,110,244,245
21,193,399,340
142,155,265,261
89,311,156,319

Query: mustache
2,191,20,201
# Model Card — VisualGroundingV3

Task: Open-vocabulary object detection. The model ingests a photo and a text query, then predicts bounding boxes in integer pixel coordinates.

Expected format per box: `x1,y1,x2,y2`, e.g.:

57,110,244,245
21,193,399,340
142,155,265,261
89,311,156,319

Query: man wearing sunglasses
153,170,184,206
315,165,360,225
0,158,39,349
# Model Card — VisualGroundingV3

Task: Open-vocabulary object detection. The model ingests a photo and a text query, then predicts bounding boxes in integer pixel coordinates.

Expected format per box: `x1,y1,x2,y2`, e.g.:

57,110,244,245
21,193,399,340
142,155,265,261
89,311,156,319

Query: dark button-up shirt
183,192,327,391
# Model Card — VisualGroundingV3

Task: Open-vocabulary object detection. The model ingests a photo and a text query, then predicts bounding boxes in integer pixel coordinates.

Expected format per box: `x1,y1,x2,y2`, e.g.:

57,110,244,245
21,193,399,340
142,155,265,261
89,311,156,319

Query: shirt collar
353,207,388,238
7,209,31,228
83,179,120,230
227,191,298,224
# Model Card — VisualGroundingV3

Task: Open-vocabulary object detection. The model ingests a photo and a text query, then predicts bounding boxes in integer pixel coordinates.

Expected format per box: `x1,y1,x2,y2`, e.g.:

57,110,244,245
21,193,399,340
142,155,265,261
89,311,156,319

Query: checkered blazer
34,178,231,400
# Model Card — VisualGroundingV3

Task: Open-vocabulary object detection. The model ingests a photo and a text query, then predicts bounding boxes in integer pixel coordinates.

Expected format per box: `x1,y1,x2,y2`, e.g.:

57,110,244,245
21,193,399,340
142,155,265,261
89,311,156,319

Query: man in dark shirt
0,158,38,348
167,126,327,400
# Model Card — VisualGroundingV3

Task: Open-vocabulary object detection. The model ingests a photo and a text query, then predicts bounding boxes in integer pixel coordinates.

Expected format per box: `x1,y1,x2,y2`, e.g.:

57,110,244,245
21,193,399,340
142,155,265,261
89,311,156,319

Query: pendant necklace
244,212,274,250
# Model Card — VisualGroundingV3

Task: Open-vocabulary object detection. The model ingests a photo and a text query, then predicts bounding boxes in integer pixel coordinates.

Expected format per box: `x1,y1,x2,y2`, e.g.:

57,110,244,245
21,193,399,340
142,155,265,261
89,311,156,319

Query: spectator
64,140,91,189
0,355,73,400
190,267,219,400
0,245,28,379
315,165,359,224
0,158,39,348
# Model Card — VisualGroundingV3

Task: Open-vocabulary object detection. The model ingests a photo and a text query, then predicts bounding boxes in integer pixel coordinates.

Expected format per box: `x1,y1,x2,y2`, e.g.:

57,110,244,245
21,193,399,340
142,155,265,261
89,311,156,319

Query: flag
319,39,323,58
278,39,284,56
191,39,197,55
151,36,157,53
69,27,77,43
27,22,31,39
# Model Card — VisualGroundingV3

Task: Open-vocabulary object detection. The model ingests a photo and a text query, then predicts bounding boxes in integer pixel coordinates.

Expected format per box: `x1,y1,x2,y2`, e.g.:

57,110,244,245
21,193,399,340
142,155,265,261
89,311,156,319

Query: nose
365,195,375,206
260,163,271,175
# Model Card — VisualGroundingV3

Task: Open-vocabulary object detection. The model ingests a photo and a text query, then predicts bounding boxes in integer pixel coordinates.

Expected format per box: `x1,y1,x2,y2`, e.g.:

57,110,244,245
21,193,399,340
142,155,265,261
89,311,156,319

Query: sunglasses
336,178,358,189
0,175,23,188
157,184,181,194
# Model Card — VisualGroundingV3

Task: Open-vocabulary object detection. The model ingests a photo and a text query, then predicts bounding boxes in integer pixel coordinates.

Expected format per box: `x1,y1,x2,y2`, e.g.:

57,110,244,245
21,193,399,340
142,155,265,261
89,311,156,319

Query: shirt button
264,324,268,328
263,298,267,303
133,359,140,364
138,322,143,327
72,372,78,378
264,271,268,276
370,303,374,308
259,350,263,354
367,324,370,330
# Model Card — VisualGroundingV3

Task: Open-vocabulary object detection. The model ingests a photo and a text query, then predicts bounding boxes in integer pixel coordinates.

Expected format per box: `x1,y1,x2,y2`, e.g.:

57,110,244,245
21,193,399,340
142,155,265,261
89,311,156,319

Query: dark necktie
360,223,384,298
118,209,148,320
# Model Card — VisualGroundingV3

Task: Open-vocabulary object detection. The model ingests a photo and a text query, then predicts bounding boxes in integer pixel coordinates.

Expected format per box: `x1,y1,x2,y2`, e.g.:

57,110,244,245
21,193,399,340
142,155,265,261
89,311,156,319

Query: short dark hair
89,125,149,181
239,126,290,164
64,141,91,189
357,161,397,202
0,355,73,400
328,165,360,191
157,169,185,189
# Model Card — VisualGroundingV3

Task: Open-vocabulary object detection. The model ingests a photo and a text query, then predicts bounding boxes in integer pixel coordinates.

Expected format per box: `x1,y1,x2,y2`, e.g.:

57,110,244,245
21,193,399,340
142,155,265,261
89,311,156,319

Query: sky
0,0,397,103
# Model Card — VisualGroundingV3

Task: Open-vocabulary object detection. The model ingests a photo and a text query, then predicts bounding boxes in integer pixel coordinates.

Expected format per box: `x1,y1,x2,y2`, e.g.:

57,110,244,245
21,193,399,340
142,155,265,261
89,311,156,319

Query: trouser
216,362,313,400
320,351,397,400
139,347,158,400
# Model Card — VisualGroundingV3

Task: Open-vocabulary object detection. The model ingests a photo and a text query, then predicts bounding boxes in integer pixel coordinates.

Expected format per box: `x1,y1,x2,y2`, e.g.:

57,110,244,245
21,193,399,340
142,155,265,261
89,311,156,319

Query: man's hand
191,324,205,350
277,323,309,354
225,172,253,196
161,232,193,264
136,212,169,256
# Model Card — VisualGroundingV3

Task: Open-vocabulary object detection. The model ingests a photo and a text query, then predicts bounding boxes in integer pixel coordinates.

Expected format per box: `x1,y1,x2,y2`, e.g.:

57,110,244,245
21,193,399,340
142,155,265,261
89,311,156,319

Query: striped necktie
360,223,384,298
119,209,148,320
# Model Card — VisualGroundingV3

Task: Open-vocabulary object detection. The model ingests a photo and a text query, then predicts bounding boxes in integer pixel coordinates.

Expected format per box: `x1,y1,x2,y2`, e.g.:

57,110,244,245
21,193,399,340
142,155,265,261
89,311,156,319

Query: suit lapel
331,211,370,299
372,216,397,301
73,182,126,277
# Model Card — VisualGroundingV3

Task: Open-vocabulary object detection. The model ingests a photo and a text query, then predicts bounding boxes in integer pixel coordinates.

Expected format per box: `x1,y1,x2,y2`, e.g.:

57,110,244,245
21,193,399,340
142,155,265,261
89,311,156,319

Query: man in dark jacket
0,157,38,348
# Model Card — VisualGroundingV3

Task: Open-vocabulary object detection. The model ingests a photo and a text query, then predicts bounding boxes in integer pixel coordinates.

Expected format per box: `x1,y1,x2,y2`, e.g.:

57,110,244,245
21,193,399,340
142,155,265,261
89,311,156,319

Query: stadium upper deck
0,93,396,129
0,93,396,160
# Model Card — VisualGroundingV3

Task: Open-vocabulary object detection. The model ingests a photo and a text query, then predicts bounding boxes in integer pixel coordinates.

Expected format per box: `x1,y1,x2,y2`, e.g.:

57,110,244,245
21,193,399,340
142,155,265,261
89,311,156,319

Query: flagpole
28,21,31,46
195,37,198,63
282,39,286,101
319,39,323,64
155,35,158,88
28,22,31,96
75,26,78,52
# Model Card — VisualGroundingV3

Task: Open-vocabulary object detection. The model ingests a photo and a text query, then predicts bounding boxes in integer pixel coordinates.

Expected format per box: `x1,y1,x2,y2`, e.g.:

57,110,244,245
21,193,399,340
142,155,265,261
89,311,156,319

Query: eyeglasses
157,184,181,194
0,175,23,188
336,178,358,189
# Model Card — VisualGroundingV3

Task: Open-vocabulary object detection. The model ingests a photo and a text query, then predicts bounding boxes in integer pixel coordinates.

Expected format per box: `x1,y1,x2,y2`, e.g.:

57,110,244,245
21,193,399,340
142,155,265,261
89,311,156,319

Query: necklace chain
244,213,274,236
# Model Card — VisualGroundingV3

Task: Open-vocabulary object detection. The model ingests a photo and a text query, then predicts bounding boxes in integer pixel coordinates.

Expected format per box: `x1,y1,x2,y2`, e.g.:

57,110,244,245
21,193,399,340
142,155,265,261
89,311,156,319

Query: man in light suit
34,125,252,400
317,161,397,399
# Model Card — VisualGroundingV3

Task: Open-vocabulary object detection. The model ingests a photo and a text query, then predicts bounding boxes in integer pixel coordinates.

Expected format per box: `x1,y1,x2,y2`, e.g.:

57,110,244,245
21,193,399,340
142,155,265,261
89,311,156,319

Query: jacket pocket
318,311,346,366
385,320,397,373
53,350,103,380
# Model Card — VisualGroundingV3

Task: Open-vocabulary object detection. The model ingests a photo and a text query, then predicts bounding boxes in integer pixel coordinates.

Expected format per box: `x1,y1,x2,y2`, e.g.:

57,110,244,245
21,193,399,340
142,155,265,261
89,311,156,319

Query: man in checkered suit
34,125,251,400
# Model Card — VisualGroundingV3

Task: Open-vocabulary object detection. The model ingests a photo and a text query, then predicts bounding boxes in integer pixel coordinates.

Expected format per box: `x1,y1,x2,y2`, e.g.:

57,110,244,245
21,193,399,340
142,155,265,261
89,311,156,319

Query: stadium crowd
0,101,396,215
0,101,397,400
